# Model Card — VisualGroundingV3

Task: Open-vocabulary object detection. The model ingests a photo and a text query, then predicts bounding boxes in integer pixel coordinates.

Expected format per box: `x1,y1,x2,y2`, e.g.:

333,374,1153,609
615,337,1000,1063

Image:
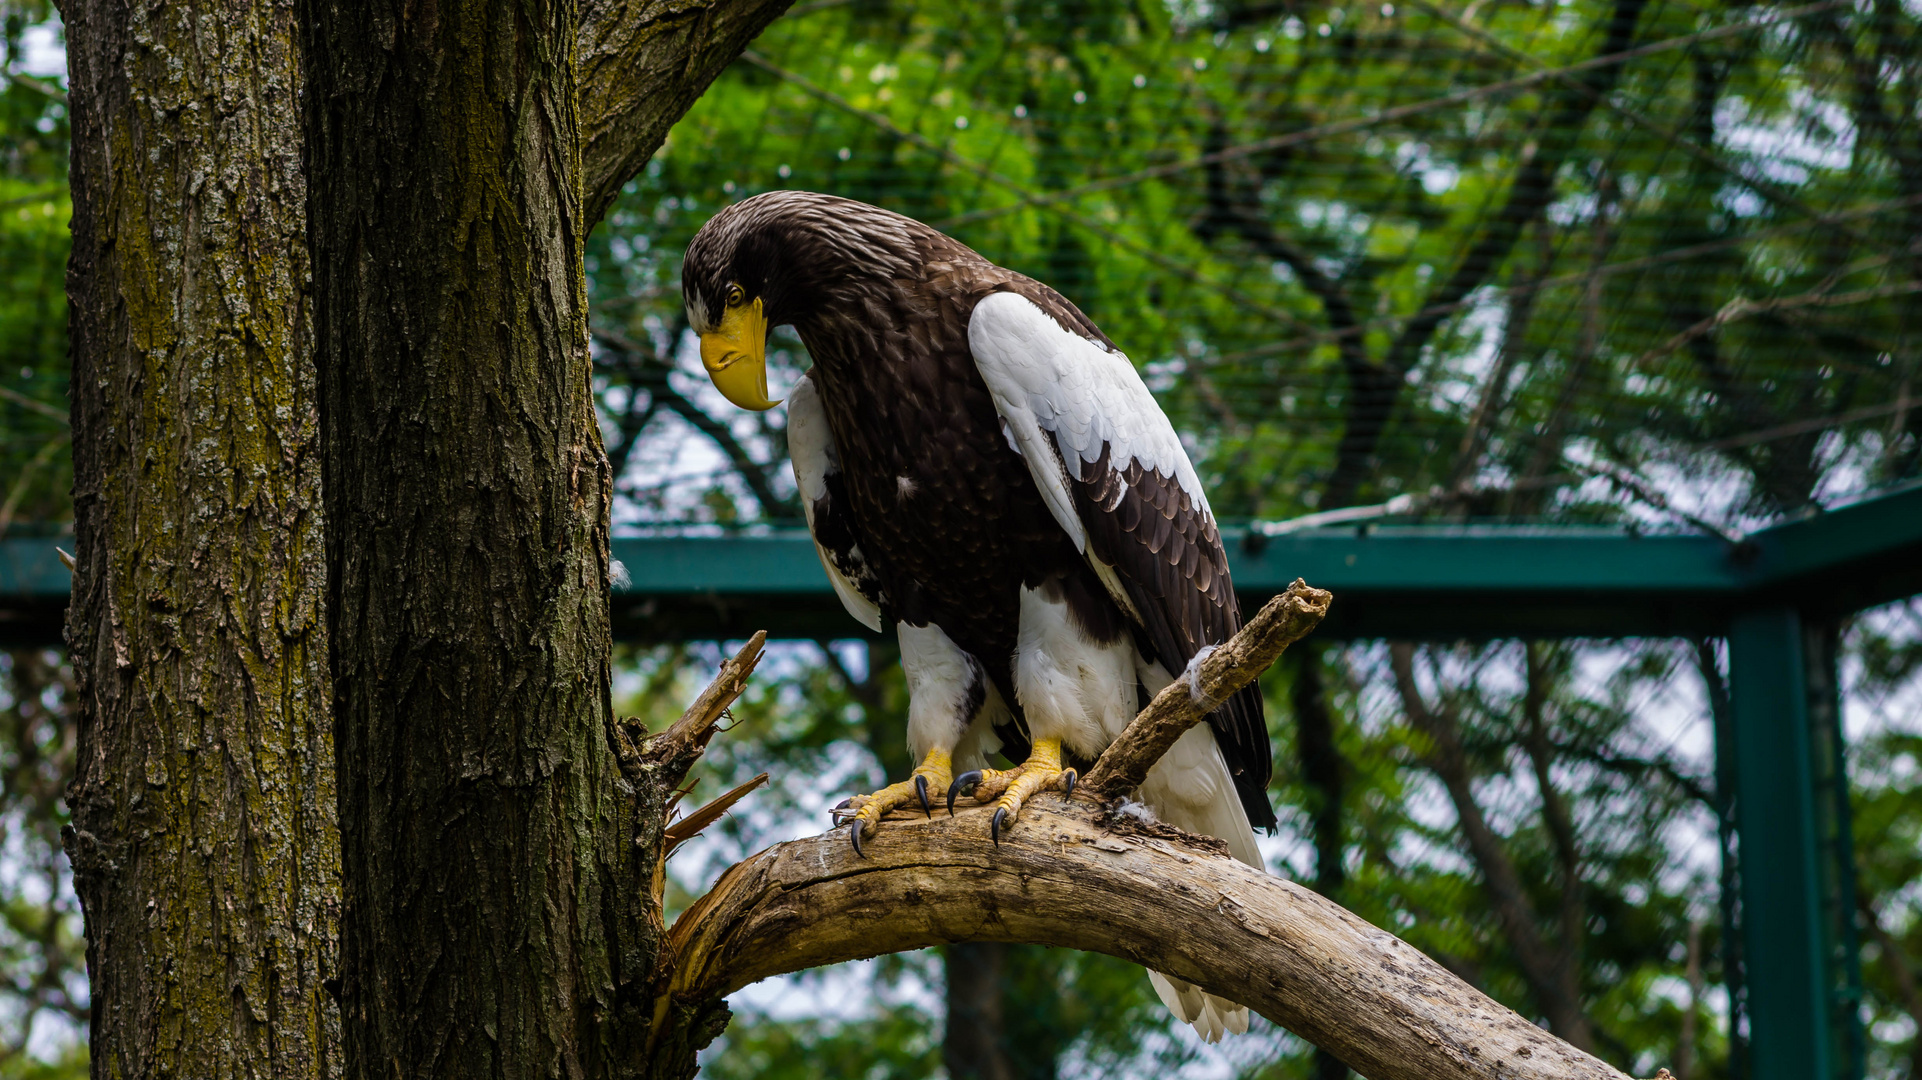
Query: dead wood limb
665,798,1633,1080
665,772,770,854
653,600,1658,1078
1084,579,1332,801
642,631,766,785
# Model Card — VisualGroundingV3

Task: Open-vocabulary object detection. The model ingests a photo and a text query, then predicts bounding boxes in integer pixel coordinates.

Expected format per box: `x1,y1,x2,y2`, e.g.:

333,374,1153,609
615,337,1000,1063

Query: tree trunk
945,943,1016,1080
299,0,669,1072
60,0,339,1072
1291,645,1353,1080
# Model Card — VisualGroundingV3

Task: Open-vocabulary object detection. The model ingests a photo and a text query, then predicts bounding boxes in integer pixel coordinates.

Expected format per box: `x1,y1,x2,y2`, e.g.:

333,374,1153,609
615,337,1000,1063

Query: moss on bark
62,0,340,1073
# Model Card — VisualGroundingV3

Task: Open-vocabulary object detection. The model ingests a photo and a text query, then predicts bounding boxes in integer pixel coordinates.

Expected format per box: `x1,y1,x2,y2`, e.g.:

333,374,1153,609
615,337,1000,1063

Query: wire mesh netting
576,3,1922,1078
3,0,1921,1077
588,0,1921,537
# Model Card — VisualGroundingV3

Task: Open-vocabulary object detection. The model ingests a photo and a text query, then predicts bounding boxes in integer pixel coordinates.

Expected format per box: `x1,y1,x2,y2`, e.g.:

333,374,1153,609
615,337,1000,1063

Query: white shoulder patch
967,291,1214,556
788,375,884,632
787,375,835,506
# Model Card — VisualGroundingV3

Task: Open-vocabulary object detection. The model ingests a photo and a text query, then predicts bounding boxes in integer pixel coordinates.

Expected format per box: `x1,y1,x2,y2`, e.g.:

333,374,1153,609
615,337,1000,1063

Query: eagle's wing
788,373,888,632
967,290,1275,830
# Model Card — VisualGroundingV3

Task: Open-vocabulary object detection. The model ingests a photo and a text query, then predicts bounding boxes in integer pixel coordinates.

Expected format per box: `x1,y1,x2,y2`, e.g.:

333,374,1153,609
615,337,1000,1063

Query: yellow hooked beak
699,297,780,411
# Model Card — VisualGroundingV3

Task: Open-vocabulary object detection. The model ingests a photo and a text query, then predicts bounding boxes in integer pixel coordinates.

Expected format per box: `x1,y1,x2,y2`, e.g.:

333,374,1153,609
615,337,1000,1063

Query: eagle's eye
725,284,746,308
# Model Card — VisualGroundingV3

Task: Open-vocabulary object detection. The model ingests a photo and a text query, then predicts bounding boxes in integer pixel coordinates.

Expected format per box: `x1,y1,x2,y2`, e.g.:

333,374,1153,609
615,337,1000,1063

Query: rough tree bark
944,942,1015,1080
300,0,791,1070
301,0,645,1068
578,0,796,224
1291,645,1355,1080
60,0,339,1072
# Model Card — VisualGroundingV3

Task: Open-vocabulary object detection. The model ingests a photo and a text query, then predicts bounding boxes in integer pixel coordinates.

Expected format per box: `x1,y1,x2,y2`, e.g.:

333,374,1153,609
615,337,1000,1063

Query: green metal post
1726,608,1867,1080
1801,621,1867,1080
1726,608,1830,1080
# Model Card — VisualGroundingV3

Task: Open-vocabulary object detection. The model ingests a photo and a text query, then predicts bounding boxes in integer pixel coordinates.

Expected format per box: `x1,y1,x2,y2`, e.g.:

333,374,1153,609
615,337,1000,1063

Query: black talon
915,774,932,818
1061,769,1078,798
947,771,983,816
849,819,866,858
830,797,853,821
991,806,1007,846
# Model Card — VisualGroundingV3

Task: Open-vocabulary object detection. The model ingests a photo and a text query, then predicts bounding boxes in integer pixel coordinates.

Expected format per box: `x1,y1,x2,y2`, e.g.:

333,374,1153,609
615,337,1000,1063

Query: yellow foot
834,749,953,857
946,738,1076,844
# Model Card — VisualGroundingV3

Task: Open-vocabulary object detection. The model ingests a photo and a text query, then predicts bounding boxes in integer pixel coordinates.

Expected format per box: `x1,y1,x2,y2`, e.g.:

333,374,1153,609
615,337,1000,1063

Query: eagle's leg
837,621,1008,854
984,737,1074,844
967,581,1132,842
838,747,955,855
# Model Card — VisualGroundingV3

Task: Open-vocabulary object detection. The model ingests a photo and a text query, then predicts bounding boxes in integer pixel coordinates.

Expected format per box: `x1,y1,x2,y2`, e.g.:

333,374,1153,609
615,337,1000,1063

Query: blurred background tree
1,1,77,1076
4,0,1921,1077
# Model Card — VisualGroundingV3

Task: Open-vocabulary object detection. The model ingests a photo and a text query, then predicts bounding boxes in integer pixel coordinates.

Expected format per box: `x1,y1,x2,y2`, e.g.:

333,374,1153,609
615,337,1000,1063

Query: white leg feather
1009,587,1262,1042
1013,585,1135,758
900,621,994,764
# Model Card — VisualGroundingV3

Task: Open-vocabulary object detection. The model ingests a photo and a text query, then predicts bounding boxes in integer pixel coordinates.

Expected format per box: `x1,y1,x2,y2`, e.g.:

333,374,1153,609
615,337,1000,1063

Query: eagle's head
682,191,926,411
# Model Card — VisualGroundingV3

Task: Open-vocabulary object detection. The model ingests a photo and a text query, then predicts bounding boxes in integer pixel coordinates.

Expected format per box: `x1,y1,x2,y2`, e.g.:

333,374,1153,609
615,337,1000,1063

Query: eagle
683,191,1272,1041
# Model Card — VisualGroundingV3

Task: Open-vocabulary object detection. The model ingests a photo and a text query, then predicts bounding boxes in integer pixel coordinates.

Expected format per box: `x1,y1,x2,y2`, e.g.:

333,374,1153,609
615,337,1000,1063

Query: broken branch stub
643,631,767,786
1084,578,1332,801
665,772,771,855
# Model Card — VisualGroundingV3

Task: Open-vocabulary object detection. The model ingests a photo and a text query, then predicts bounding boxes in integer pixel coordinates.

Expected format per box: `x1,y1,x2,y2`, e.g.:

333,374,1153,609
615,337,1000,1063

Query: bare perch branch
666,799,1633,1080
1084,579,1332,801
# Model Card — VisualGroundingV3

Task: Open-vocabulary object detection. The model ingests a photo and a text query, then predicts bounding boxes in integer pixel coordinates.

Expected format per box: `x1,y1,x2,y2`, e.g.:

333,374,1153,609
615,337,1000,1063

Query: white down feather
787,374,884,632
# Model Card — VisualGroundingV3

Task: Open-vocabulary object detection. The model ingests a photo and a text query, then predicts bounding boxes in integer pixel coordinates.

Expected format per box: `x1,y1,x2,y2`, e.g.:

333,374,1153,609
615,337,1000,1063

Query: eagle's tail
1130,719,1265,1042
1148,970,1250,1044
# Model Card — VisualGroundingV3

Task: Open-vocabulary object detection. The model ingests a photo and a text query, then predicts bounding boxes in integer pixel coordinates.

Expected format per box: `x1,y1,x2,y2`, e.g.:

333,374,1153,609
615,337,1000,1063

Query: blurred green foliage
0,652,84,1080
587,1,1922,1078
0,4,81,1075
0,0,1918,1077
0,0,68,540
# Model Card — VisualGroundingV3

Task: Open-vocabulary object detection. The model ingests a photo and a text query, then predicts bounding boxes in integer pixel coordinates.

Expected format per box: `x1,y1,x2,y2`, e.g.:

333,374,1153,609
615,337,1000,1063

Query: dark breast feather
799,251,1048,768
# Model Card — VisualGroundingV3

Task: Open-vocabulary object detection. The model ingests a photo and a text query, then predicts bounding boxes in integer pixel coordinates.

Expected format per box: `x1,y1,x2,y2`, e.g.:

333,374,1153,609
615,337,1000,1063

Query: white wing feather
966,291,1214,559
788,374,885,632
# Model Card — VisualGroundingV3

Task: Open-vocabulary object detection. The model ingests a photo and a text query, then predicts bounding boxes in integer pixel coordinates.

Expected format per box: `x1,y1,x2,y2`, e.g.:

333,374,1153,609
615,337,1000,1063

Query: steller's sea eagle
683,191,1273,1041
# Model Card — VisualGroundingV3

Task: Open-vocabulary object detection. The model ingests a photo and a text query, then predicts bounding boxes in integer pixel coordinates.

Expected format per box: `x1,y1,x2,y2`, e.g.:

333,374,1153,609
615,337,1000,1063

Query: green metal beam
1801,620,1869,1080
605,481,1922,641
1726,610,1825,1080
0,536,68,647
8,481,1922,644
